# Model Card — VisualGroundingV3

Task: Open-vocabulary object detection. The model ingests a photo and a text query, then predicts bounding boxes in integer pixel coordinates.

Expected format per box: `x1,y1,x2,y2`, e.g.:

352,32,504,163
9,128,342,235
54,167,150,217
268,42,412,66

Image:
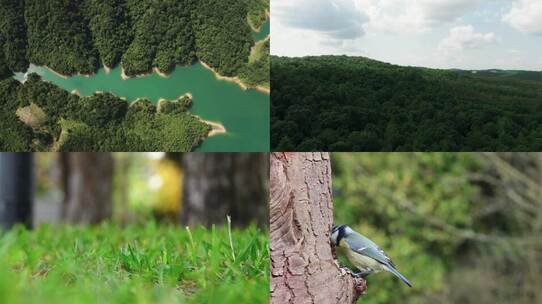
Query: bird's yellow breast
338,239,384,272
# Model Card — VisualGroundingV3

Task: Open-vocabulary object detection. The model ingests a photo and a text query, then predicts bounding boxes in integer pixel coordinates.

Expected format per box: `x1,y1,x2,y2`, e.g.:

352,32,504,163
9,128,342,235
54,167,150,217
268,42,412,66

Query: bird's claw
339,267,349,276
353,269,371,278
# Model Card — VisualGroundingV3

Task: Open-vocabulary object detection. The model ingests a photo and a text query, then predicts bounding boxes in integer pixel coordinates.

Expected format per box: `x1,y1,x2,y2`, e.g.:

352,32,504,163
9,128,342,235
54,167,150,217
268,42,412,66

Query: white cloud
418,0,484,23
358,0,484,34
271,0,539,70
438,25,497,54
273,0,368,40
503,0,542,35
273,0,485,39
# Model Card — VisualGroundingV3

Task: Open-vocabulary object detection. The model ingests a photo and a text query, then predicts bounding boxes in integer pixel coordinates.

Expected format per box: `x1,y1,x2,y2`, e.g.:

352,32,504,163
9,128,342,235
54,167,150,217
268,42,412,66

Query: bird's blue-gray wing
345,233,395,267
346,232,412,287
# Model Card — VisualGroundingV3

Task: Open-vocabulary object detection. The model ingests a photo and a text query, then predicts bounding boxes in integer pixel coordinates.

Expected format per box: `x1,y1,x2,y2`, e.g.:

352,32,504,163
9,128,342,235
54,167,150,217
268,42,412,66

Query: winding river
14,19,270,152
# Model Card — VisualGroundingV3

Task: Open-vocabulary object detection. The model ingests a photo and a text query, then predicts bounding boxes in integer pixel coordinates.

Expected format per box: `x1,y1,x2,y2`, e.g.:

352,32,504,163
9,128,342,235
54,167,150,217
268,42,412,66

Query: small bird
330,224,412,287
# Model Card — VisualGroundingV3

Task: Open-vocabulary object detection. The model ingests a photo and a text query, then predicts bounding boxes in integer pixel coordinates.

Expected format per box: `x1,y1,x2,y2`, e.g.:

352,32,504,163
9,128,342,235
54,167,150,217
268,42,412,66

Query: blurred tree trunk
270,152,365,304
60,153,113,224
181,153,268,228
116,153,131,225
0,153,33,229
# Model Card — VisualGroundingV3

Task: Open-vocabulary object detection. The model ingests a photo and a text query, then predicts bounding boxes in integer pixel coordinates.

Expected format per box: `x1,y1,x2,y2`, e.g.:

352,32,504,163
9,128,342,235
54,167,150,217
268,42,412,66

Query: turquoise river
14,19,270,152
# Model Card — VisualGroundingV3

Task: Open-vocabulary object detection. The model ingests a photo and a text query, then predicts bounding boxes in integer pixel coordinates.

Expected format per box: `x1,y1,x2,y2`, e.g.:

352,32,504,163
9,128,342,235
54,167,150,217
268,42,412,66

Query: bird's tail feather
383,264,412,287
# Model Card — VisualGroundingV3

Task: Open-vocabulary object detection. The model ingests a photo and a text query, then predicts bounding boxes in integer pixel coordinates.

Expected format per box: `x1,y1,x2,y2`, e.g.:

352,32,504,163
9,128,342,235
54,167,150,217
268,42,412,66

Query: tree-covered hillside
0,0,268,79
82,0,133,68
0,73,210,152
271,56,542,151
0,0,28,72
243,0,270,30
240,38,270,90
25,0,99,75
0,0,269,151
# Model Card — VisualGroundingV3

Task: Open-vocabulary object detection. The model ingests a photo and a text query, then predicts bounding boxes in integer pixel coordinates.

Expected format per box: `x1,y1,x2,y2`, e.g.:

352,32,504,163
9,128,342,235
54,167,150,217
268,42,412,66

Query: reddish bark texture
270,152,366,304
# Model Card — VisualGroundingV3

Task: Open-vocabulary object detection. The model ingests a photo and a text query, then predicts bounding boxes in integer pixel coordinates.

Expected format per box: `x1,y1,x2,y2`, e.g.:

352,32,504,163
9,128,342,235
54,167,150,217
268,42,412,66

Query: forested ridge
240,38,270,90
0,73,210,152
0,0,268,80
0,0,269,151
0,0,27,72
271,55,542,151
244,0,269,30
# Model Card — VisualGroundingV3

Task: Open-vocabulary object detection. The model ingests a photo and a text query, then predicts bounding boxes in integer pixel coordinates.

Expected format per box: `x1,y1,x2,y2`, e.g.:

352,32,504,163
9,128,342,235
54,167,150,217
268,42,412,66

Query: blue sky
271,0,542,70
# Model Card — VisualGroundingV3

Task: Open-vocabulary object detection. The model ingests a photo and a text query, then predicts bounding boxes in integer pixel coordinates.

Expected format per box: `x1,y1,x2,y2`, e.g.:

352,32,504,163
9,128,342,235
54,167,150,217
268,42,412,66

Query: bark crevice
270,152,366,304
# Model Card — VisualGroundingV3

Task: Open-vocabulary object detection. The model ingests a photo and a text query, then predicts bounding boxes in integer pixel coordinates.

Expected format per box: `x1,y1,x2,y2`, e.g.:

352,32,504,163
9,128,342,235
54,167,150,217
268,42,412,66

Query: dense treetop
0,73,210,152
121,0,197,76
244,0,269,30
82,0,133,68
0,0,269,151
240,38,270,89
191,0,252,76
271,55,542,151
0,0,268,77
0,0,28,72
25,0,99,74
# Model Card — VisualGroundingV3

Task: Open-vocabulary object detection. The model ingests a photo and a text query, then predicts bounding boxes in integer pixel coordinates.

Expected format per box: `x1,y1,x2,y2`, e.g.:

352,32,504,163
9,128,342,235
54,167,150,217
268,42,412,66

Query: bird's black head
330,224,347,246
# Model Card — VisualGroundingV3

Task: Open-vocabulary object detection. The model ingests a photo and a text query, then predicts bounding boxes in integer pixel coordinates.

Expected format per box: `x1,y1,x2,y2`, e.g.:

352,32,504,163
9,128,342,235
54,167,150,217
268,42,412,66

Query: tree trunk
181,153,268,228
270,152,366,304
0,153,33,229
60,152,113,224
116,153,131,225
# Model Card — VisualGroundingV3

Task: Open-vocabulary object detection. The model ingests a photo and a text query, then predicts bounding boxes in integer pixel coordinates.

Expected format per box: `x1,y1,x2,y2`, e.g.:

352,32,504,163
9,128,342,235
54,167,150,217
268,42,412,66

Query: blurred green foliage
332,153,542,304
0,222,268,304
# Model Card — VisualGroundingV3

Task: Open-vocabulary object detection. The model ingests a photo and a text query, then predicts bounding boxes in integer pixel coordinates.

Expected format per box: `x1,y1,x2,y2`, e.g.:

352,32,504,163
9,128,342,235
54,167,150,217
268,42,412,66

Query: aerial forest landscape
271,0,542,152
271,56,542,151
0,0,270,152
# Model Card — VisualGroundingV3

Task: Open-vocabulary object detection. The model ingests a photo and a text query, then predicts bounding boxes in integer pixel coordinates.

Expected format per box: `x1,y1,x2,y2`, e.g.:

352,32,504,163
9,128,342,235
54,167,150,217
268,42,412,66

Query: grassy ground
0,221,268,304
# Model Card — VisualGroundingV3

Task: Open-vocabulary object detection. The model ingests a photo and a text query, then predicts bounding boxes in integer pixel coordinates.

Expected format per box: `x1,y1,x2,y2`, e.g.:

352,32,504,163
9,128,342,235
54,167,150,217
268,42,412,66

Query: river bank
249,10,270,33
103,62,111,74
192,115,226,137
13,62,269,152
44,66,94,80
199,61,269,95
121,67,153,80
120,66,171,80
154,67,169,78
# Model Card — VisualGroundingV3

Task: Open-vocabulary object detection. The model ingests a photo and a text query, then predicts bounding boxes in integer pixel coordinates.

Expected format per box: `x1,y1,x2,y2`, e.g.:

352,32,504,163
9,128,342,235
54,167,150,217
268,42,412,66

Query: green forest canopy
0,0,268,80
0,0,269,151
271,55,542,152
0,74,210,152
244,0,270,30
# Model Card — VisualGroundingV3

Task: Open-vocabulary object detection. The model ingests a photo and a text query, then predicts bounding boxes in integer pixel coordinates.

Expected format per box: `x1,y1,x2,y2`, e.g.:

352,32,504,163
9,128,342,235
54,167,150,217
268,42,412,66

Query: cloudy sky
271,0,542,70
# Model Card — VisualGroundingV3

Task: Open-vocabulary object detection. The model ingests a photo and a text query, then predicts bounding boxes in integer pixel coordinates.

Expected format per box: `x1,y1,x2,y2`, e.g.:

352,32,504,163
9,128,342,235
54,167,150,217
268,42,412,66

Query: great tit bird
330,224,412,287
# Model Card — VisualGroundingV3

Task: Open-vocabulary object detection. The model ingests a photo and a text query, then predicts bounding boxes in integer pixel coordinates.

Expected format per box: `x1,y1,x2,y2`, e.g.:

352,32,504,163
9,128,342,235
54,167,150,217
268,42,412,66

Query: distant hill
454,69,542,82
271,55,542,151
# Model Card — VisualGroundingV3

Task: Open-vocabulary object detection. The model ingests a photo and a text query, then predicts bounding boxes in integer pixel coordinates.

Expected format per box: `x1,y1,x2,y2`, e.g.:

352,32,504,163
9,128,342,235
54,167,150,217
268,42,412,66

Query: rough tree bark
181,153,268,228
270,152,366,304
60,153,113,224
